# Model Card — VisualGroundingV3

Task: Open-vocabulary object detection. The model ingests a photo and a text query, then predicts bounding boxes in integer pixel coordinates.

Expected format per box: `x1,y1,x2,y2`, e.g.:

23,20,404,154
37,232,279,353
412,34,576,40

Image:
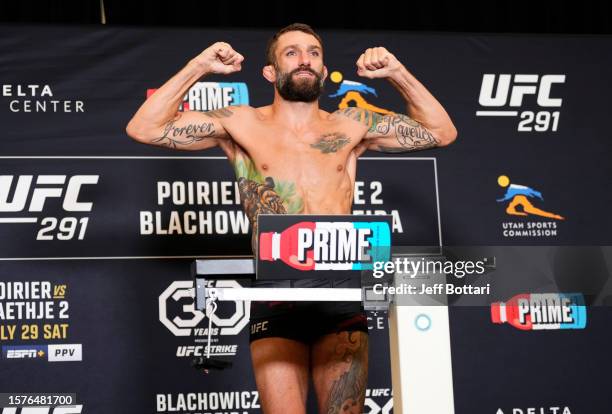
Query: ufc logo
176,345,204,357
0,175,99,212
479,74,565,107
250,321,268,334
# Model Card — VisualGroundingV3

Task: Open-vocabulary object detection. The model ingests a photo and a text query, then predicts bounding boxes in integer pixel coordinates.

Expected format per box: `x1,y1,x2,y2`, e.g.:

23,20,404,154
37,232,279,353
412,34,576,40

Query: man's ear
322,65,329,81
262,65,276,83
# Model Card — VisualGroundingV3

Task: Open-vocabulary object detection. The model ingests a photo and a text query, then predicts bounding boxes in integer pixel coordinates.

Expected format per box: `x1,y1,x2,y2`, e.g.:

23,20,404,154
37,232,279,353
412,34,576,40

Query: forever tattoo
151,120,216,148
311,133,351,154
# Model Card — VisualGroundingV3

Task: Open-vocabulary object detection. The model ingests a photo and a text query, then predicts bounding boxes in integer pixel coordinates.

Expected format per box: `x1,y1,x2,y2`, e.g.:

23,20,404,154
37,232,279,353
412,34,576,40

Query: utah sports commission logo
496,175,565,238
147,81,249,111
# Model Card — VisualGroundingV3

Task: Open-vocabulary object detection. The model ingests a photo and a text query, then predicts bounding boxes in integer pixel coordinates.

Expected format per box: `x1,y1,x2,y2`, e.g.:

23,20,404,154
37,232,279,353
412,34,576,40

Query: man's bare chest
227,120,360,166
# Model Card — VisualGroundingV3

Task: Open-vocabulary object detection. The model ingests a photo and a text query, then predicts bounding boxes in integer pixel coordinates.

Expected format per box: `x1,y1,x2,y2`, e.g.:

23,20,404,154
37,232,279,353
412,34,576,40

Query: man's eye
311,51,320,56
287,51,296,56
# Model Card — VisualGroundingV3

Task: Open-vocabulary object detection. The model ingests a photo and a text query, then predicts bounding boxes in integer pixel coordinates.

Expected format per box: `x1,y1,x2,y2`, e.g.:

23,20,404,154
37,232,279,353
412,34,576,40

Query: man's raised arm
126,42,244,150
334,47,457,153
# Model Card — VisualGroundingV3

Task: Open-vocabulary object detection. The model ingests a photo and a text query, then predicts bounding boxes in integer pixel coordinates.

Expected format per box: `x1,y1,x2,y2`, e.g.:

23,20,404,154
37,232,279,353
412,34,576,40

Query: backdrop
1,25,611,414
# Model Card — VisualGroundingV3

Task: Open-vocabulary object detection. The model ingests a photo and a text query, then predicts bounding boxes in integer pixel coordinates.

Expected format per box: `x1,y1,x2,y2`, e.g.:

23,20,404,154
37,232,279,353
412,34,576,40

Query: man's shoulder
225,104,269,119
327,107,377,129
328,107,373,120
204,105,264,125
223,104,253,115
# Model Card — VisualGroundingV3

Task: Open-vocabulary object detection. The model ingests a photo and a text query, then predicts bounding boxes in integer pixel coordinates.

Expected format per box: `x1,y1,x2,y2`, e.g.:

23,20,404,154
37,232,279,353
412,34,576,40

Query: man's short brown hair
265,23,324,65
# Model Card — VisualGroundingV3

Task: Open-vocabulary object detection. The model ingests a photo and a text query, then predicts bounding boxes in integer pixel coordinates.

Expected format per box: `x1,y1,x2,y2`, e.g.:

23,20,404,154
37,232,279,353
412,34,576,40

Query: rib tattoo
232,153,303,251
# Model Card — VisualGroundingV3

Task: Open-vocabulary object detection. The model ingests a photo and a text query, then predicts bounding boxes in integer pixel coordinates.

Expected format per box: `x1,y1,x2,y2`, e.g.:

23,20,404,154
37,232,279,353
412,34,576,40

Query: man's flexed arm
126,42,244,150
335,47,457,153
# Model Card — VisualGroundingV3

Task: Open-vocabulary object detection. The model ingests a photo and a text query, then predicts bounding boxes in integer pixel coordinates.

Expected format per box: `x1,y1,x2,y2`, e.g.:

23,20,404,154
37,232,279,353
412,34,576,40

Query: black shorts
249,278,368,344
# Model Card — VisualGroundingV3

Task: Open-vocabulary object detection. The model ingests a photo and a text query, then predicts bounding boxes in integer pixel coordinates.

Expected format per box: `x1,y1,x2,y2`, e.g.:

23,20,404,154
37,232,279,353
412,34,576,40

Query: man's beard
275,65,324,102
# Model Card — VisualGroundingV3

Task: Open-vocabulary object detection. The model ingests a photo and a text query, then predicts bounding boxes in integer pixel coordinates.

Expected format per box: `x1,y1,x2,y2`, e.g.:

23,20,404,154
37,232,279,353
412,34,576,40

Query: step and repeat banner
1,25,611,413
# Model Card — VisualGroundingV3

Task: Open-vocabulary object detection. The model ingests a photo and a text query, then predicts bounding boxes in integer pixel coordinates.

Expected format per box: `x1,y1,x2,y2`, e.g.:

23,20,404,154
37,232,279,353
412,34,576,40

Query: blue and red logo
147,81,249,111
259,221,391,271
491,293,586,330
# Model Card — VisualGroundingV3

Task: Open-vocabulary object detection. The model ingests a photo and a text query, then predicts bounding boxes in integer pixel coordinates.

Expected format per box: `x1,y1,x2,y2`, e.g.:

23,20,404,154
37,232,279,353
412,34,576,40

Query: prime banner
1,25,612,414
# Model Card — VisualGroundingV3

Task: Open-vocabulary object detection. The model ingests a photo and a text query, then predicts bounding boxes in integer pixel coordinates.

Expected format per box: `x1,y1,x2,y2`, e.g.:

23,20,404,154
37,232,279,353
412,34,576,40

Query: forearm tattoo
326,332,368,414
390,113,438,150
151,120,216,148
311,133,351,154
150,108,234,148
334,107,440,152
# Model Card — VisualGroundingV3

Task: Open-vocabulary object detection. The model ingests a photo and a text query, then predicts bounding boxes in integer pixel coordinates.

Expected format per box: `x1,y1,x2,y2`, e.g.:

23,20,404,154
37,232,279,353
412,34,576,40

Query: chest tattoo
310,132,351,154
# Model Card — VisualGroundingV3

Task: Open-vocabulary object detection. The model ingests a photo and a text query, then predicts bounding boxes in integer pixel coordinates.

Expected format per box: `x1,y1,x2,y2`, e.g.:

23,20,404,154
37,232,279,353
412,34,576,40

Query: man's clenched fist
193,42,244,74
356,47,402,79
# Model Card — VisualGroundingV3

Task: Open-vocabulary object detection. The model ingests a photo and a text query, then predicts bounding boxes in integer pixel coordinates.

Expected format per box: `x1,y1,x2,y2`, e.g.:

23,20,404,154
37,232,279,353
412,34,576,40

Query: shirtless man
127,23,456,414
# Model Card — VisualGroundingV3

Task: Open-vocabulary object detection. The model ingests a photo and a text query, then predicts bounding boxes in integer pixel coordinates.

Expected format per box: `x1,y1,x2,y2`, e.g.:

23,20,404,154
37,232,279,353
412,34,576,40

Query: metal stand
192,256,455,414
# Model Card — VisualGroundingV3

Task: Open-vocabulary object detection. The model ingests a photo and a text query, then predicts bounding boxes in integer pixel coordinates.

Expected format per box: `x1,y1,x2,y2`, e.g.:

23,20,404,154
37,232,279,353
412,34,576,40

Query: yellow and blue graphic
497,175,564,220
328,71,392,114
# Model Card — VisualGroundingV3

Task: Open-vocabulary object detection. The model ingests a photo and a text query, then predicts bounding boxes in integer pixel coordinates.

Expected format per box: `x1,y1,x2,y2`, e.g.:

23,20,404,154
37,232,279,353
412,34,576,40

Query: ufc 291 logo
476,74,565,132
158,280,250,337
0,174,98,240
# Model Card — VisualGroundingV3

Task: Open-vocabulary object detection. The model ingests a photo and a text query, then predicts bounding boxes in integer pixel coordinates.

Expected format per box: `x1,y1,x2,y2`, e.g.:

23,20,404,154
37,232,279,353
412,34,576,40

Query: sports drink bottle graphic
259,221,391,271
491,293,586,330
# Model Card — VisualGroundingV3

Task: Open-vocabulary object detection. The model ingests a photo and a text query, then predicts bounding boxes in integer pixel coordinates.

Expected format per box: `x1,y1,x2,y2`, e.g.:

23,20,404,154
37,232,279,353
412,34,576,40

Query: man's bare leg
250,338,310,414
312,331,369,414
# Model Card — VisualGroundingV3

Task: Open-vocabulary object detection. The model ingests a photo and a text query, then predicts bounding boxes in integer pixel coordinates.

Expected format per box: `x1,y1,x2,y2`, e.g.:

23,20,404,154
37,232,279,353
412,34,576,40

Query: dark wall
0,0,611,34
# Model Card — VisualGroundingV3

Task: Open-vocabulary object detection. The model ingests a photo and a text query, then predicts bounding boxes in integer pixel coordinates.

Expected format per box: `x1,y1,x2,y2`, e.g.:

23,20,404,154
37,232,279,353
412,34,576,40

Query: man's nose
298,51,311,66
